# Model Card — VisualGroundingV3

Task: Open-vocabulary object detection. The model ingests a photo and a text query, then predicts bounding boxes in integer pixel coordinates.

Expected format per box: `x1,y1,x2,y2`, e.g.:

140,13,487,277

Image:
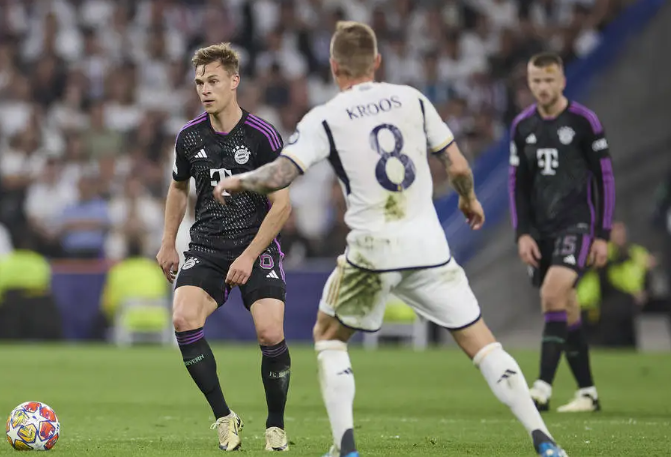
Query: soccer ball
5,401,60,451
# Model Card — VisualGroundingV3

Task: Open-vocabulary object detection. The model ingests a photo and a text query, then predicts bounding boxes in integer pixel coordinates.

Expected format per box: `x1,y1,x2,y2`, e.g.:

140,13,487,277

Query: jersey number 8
370,124,416,192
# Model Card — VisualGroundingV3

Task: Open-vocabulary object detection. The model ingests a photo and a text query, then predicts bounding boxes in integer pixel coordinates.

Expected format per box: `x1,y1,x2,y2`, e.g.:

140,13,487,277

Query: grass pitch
1,344,669,456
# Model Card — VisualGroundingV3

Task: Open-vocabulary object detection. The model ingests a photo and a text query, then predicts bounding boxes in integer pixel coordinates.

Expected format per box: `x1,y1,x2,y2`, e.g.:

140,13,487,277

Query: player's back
287,82,452,271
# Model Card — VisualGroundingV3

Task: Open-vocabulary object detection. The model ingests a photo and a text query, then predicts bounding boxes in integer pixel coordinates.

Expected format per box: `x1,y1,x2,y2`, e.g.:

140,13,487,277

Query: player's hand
226,253,255,287
458,196,485,230
518,234,541,268
588,238,608,268
156,244,180,283
213,176,244,204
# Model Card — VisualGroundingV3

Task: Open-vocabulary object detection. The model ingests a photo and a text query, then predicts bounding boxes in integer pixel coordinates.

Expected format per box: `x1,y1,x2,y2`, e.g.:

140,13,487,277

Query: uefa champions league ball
6,402,60,451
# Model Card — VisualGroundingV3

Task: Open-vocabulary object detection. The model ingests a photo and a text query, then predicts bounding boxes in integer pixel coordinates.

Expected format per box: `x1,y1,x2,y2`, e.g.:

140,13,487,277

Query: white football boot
265,426,289,451
557,387,600,412
211,411,244,451
529,380,552,412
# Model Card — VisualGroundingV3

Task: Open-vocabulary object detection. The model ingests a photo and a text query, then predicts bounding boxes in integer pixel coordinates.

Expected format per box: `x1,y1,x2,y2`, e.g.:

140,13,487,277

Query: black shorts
529,232,593,288
175,251,286,309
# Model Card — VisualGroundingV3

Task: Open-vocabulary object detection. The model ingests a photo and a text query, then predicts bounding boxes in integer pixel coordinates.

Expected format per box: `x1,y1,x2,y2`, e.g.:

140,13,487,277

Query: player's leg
525,241,554,410
314,311,358,457
173,257,241,451
241,251,291,451
453,320,567,456
532,234,585,410
249,298,291,451
559,289,600,412
393,262,567,456
314,256,395,457
531,266,577,407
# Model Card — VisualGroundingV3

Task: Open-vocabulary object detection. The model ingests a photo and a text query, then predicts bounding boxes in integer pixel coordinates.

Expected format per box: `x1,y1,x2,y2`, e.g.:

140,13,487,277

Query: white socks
315,339,552,450
474,343,551,438
316,340,355,451
579,386,598,398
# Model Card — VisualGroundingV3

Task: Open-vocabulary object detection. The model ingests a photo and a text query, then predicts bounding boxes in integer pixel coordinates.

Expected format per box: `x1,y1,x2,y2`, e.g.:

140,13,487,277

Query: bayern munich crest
234,145,251,164
557,126,575,145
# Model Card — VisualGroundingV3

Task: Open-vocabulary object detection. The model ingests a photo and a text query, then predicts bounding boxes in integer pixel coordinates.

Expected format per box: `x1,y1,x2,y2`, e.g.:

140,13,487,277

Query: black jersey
173,109,284,262
508,101,615,241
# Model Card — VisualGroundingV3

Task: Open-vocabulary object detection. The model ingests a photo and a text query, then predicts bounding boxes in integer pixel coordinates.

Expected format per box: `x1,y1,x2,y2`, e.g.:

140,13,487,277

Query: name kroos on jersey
345,95,402,119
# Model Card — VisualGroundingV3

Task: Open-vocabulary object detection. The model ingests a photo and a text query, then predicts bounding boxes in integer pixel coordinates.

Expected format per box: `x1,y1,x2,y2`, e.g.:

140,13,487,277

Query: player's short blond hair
191,42,240,76
330,21,378,78
529,52,564,70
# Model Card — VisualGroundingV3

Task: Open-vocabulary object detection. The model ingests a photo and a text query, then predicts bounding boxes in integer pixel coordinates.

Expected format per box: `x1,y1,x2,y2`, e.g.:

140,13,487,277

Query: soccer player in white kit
213,22,568,457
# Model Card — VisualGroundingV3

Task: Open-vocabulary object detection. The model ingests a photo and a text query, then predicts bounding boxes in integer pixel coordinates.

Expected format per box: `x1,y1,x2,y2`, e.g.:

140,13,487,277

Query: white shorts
319,256,482,332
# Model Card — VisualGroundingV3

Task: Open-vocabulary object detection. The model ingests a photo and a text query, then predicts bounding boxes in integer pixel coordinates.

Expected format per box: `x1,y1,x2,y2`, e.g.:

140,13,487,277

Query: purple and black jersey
508,101,615,241
173,109,284,263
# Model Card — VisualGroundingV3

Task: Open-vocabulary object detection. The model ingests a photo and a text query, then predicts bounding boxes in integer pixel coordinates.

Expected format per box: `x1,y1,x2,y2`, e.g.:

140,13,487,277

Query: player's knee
540,283,568,311
172,311,202,332
312,322,326,342
172,302,205,332
172,287,216,331
256,325,284,346
313,314,353,343
313,316,335,341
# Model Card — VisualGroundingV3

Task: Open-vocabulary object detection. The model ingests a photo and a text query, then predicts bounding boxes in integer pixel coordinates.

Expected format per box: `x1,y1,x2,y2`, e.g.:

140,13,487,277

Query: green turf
1,344,669,456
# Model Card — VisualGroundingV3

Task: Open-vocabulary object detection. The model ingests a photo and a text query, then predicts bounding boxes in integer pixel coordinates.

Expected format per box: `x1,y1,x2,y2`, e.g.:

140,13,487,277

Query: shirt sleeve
172,133,191,182
280,108,331,173
509,123,534,240
580,115,615,240
418,92,455,154
254,120,284,167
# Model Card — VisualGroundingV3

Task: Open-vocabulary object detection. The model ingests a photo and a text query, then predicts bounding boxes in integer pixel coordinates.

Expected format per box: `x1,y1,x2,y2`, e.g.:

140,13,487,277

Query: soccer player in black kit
156,43,291,451
509,53,615,413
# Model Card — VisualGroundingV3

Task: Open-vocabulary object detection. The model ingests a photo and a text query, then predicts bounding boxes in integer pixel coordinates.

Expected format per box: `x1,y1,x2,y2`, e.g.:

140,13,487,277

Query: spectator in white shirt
106,174,163,260
24,156,76,257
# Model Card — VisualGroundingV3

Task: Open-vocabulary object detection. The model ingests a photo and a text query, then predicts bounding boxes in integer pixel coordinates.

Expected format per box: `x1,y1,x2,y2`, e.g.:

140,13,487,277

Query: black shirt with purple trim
172,109,284,262
508,101,615,241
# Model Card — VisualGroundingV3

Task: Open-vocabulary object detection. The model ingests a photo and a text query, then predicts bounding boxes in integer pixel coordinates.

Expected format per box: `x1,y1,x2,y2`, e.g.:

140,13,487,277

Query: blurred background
0,0,669,350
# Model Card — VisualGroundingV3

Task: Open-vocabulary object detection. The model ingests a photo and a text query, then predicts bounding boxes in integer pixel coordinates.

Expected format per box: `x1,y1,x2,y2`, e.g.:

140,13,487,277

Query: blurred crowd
0,0,627,265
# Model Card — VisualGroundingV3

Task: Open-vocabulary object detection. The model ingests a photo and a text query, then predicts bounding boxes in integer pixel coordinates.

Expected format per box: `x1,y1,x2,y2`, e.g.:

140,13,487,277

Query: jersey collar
206,108,248,137
536,98,570,121
344,81,375,92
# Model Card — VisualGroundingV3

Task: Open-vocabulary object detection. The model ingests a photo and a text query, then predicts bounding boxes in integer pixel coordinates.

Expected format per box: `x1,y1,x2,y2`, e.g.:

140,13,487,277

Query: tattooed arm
433,142,484,229
434,142,476,201
239,157,301,193
213,156,301,202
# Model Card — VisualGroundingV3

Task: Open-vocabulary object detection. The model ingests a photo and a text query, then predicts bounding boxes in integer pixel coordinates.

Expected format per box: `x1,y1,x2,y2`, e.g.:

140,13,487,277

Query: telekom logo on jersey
536,148,559,176
211,168,233,196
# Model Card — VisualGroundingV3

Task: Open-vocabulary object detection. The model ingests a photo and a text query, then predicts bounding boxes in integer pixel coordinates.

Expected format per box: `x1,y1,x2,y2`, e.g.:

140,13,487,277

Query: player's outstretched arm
213,157,301,202
157,179,189,282
435,143,485,230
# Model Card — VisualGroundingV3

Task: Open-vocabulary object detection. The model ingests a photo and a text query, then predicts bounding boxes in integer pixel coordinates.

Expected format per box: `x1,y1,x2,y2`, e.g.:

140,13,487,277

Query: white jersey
282,82,455,271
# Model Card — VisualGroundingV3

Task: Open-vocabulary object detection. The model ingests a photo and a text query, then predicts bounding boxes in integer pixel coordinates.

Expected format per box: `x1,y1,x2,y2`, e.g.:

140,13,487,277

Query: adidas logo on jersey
564,255,576,265
195,148,208,159
266,270,280,279
526,134,537,144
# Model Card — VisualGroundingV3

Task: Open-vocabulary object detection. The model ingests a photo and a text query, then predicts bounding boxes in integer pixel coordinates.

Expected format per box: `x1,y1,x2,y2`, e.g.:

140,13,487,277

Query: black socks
260,339,291,429
176,328,231,419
